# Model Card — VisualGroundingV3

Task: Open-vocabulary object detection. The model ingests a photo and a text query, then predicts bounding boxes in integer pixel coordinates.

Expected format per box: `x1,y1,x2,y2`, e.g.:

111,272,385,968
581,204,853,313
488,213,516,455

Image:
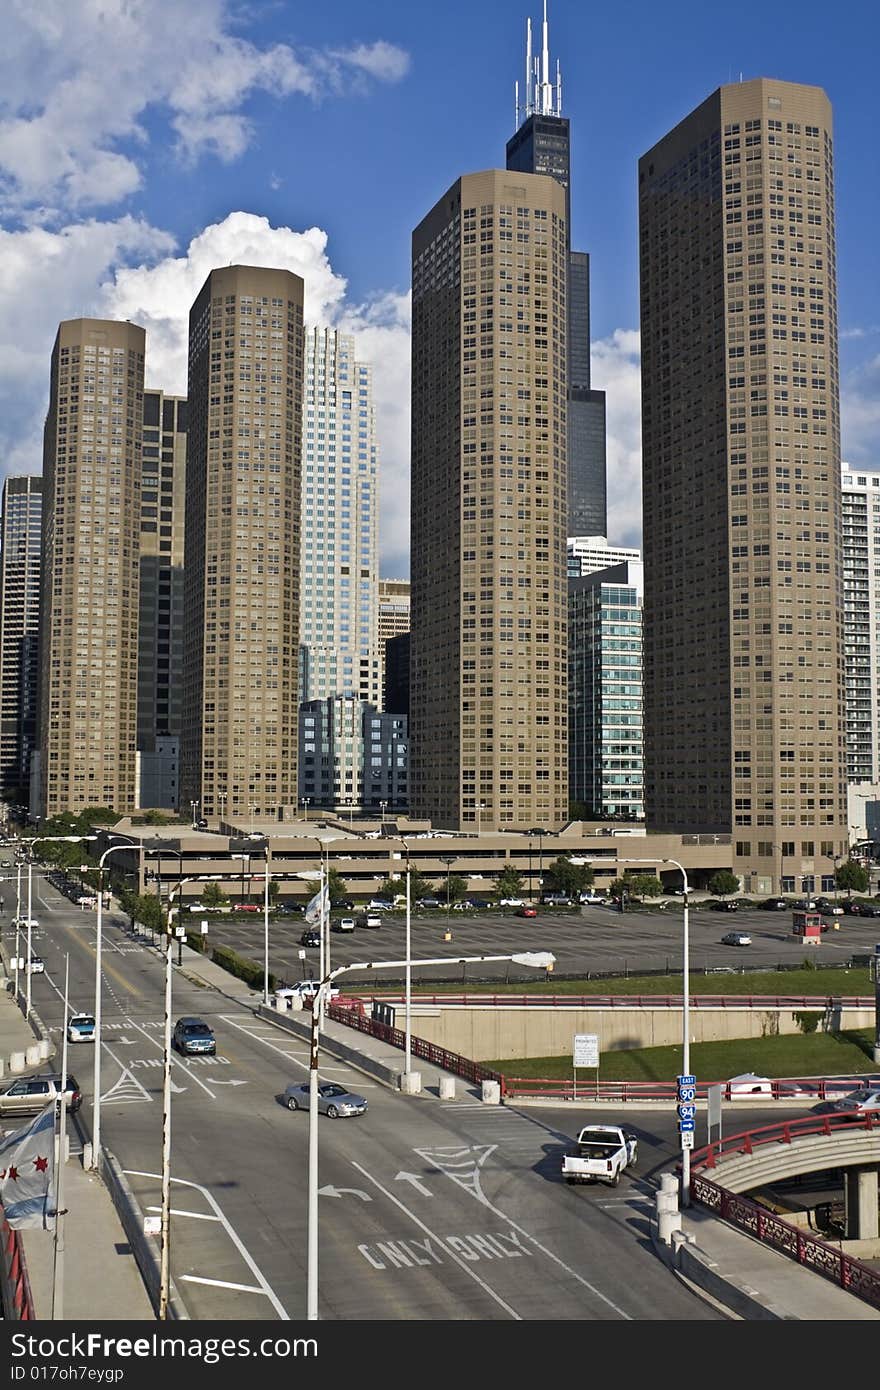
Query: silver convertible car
283,1081,367,1118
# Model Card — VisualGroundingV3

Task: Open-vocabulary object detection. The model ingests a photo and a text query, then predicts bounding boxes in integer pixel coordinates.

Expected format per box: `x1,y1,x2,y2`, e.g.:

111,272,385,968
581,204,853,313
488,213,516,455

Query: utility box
793,910,823,945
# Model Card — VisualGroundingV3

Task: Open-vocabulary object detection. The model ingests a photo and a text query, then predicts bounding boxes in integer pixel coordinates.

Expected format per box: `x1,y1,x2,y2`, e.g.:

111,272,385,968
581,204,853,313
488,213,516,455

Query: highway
5,878,735,1321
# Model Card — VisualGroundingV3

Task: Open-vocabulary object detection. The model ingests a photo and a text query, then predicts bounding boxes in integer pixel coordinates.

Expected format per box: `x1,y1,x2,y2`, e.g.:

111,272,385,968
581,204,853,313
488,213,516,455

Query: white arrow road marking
318,1185,372,1201
395,1172,434,1197
210,1079,248,1087
181,1276,267,1294
125,1170,289,1319
410,1148,631,1318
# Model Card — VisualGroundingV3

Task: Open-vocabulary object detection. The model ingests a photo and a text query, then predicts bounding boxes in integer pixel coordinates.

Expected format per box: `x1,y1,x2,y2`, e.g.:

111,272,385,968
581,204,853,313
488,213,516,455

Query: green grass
489,1028,878,1083
391,965,874,998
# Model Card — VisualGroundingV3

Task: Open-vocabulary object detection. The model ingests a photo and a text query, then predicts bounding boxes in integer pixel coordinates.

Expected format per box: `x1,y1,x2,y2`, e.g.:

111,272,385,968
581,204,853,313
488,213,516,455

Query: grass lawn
398,965,873,998
488,1028,878,1083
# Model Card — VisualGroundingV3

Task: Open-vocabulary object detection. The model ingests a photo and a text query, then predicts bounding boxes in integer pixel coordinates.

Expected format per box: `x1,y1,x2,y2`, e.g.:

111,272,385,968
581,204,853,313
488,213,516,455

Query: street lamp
301,797,311,823
189,800,199,829
85,838,139,1167
20,835,97,1018
217,793,227,826
230,836,271,1006
439,854,457,914
305,948,555,1320
569,845,692,1206
378,800,387,826
475,801,486,837
528,827,546,905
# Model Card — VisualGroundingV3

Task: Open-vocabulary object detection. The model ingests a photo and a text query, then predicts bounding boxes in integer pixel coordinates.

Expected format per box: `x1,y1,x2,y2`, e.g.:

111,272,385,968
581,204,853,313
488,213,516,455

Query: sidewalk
0,954,153,1320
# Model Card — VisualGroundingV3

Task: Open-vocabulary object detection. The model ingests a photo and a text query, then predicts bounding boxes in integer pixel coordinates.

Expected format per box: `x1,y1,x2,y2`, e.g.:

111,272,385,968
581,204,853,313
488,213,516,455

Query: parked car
67,1013,95,1044
277,903,304,915
728,1073,772,1096
859,902,880,917
721,931,752,946
367,899,394,911
196,818,208,830
759,898,788,910
841,899,862,915
358,915,381,929
499,897,524,907
332,916,356,933
415,897,441,909
27,956,45,973
791,898,817,911
469,897,492,909
283,1081,367,1117
516,906,538,918
273,981,340,1005
0,1073,82,1116
811,1087,880,1120
299,929,321,948
331,899,356,912
815,898,844,915
172,1017,216,1056
711,900,739,911
579,892,606,905
232,902,260,912
541,894,571,906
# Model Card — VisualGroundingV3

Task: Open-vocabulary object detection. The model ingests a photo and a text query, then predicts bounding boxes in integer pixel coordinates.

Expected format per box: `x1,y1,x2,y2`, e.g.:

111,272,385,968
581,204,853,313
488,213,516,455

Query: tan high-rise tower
181,266,304,821
410,169,569,831
640,80,848,894
39,319,145,816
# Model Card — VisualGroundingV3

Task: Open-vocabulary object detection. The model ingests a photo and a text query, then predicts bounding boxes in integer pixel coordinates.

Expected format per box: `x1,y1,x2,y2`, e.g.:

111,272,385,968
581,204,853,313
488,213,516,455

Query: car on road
27,956,45,973
0,1073,82,1116
299,929,321,948
815,898,844,915
172,1018,216,1056
516,906,538,918
283,1081,367,1118
759,898,788,911
811,1087,880,1120
858,902,880,917
11,917,38,929
841,899,863,914
273,982,340,1005
67,1013,95,1044
711,900,739,911
721,931,752,946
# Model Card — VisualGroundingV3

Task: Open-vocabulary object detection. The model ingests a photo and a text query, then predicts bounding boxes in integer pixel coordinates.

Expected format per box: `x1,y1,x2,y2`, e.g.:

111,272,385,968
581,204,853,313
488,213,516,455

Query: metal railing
691,1111,880,1167
503,1076,880,1102
356,991,874,1010
326,1002,504,1089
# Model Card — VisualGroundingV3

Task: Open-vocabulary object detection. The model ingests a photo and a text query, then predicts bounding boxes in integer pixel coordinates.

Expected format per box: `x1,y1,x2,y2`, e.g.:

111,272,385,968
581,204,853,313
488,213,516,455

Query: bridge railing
325,1003,504,1089
502,1076,880,1102
353,992,873,1010
691,1111,880,1167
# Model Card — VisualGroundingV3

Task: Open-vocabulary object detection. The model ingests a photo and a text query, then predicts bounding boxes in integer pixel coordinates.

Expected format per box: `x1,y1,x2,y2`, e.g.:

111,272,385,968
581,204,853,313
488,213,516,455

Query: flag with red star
0,1103,55,1229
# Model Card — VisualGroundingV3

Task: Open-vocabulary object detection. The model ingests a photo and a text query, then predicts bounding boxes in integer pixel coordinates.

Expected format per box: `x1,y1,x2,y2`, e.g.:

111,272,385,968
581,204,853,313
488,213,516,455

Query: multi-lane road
0,877,760,1321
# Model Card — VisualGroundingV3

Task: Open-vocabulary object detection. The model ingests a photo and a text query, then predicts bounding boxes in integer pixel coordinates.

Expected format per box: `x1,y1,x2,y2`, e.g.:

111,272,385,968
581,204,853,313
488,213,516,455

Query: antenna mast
516,4,562,124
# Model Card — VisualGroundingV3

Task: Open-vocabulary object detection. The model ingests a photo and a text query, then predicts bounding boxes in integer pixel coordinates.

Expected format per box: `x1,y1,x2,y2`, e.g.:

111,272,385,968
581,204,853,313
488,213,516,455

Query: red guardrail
356,992,874,1010
689,1120,880,1311
691,1111,880,1168
326,1003,504,1090
503,1076,880,1102
0,1211,35,1320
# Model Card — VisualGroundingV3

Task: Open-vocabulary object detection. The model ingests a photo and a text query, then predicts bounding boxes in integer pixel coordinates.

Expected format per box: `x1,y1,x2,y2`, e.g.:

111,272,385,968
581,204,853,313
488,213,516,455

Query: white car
579,892,606,905
499,897,524,907
12,917,39,929
27,956,45,974
273,981,341,1004
67,1013,95,1043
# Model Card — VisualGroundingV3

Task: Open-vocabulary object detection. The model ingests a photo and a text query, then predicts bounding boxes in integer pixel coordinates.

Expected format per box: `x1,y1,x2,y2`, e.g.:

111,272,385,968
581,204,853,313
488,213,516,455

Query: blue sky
0,0,876,575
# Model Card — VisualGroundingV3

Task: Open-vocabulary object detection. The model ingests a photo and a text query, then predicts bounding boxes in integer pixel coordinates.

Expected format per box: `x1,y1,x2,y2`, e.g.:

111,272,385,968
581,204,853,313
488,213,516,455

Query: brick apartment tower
181,266,304,822
39,319,145,816
639,80,848,894
410,169,569,831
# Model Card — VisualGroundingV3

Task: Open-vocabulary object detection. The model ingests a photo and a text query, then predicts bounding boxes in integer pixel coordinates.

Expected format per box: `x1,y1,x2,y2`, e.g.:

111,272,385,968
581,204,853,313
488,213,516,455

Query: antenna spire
515,4,562,124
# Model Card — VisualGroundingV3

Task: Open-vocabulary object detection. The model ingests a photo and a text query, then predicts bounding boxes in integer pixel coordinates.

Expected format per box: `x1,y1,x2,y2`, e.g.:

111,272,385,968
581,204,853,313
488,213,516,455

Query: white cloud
0,1,410,212
591,328,643,548
841,353,880,465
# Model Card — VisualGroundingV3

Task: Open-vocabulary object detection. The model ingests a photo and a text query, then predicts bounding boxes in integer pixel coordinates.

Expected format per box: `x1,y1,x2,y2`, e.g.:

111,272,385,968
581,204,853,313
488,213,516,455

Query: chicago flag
0,1103,55,1230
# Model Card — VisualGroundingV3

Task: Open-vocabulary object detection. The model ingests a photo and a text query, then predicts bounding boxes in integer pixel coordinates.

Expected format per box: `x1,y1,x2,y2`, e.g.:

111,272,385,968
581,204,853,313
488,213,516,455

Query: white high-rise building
300,328,380,706
567,535,641,579
841,464,880,784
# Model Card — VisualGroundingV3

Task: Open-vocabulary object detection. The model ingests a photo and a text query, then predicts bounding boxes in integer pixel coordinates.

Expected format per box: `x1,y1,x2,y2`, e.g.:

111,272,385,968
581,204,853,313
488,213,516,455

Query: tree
136,894,165,935
118,887,139,928
542,855,594,898
446,874,468,904
202,881,227,908
327,868,349,903
708,870,741,899
496,867,525,899
836,859,869,894
267,877,279,903
629,874,663,898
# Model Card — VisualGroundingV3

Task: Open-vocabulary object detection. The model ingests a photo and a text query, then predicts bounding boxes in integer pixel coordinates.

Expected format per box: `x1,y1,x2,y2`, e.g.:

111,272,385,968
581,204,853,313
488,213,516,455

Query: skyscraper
38,319,145,816
410,168,569,830
841,465,880,785
639,80,847,895
181,266,304,822
299,328,380,706
506,4,606,536
0,476,42,801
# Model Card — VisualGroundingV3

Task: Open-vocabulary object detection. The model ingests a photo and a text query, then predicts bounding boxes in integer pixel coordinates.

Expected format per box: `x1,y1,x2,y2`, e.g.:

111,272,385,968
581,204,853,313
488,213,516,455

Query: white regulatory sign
143,1216,161,1236
680,1130,695,1150
573,1033,599,1068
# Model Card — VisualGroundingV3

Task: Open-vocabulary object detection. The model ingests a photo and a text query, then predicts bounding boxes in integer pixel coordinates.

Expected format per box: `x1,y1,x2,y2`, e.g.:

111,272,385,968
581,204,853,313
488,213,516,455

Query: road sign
680,1131,694,1150
678,1084,696,1103
677,1103,696,1121
677,1074,696,1087
143,1216,161,1236
573,1033,599,1068
679,1118,695,1133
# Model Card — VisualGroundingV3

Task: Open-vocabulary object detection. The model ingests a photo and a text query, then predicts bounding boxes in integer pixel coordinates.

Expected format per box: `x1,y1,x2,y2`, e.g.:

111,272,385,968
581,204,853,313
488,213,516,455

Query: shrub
793,1010,820,1034
211,944,275,992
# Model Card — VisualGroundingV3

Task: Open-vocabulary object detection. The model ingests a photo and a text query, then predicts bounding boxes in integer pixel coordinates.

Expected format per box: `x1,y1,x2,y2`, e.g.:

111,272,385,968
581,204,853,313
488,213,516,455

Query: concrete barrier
399,1070,422,1095
37,1039,50,1061
9,1051,25,1074
24,1044,40,1067
439,1076,456,1100
481,1079,501,1105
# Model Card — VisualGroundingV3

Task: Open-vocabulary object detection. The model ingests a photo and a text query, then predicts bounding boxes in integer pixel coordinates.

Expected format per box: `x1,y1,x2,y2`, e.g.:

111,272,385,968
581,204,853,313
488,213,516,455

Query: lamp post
217,793,227,827
439,854,457,914
569,845,692,1206
301,797,311,823
528,827,546,905
20,835,97,1018
305,948,555,1320
90,838,138,1168
378,800,387,826
475,801,486,837
189,800,199,829
231,836,271,1006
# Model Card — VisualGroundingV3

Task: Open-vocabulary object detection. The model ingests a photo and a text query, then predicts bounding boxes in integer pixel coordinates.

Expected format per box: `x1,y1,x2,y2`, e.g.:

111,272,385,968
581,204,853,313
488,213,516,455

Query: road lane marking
125,1169,289,1319
120,1017,218,1098
348,1162,521,1319
146,1206,221,1221
181,1277,267,1293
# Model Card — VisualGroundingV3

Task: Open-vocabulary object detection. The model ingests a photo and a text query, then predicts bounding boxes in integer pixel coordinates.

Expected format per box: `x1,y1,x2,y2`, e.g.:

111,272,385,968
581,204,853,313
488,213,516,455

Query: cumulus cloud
841,353,880,465
591,328,643,549
0,1,410,212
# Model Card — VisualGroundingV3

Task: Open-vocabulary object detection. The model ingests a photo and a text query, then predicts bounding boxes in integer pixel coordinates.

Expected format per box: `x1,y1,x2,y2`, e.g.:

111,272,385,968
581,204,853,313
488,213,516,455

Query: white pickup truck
561,1125,639,1187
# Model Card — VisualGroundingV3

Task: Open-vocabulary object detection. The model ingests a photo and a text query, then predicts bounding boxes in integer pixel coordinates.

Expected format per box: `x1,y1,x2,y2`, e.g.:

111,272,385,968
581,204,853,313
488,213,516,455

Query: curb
650,1220,790,1320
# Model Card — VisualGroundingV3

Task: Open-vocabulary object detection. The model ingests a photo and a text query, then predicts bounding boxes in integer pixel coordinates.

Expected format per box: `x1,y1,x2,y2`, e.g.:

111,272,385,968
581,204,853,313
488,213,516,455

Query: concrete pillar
657,1189,679,1216
399,1071,422,1095
481,1079,501,1105
25,1043,40,1066
658,1209,682,1245
0,1056,4,1079
439,1076,456,1100
9,1050,25,1074
845,1167,880,1240
659,1171,679,1196
37,1038,50,1061
83,1142,94,1171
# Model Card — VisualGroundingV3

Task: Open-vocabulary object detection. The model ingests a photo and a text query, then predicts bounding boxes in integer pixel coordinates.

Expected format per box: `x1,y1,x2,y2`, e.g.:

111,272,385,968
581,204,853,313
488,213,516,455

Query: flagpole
51,955,69,1318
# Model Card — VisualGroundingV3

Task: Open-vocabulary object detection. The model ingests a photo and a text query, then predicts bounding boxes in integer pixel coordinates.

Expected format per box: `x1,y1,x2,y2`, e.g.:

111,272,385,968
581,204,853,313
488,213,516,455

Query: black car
759,898,788,910
859,902,880,917
331,899,356,911
300,929,321,948
711,900,739,911
841,899,862,914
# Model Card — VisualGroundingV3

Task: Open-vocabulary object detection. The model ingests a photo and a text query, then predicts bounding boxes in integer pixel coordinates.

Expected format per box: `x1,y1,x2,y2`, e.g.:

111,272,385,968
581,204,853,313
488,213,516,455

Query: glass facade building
841,466,880,784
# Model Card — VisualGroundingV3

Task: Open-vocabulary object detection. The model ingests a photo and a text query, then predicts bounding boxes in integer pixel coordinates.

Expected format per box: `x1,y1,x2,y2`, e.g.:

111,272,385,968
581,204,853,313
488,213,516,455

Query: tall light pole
439,853,457,914
217,792,227,827
90,838,138,1167
528,827,546,904
20,835,97,1018
378,799,387,826
569,850,692,1200
301,797,311,823
475,801,486,837
305,948,555,1320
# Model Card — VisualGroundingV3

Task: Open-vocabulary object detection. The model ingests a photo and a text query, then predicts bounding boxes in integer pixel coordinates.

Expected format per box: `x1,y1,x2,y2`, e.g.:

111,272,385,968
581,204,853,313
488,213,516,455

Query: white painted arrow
317,1185,371,1201
395,1171,434,1197
209,1078,247,1087
169,1079,187,1095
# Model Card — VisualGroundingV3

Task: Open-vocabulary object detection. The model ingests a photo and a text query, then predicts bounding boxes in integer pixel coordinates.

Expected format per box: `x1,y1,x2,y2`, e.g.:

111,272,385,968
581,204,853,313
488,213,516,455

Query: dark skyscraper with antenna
506,3,607,537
